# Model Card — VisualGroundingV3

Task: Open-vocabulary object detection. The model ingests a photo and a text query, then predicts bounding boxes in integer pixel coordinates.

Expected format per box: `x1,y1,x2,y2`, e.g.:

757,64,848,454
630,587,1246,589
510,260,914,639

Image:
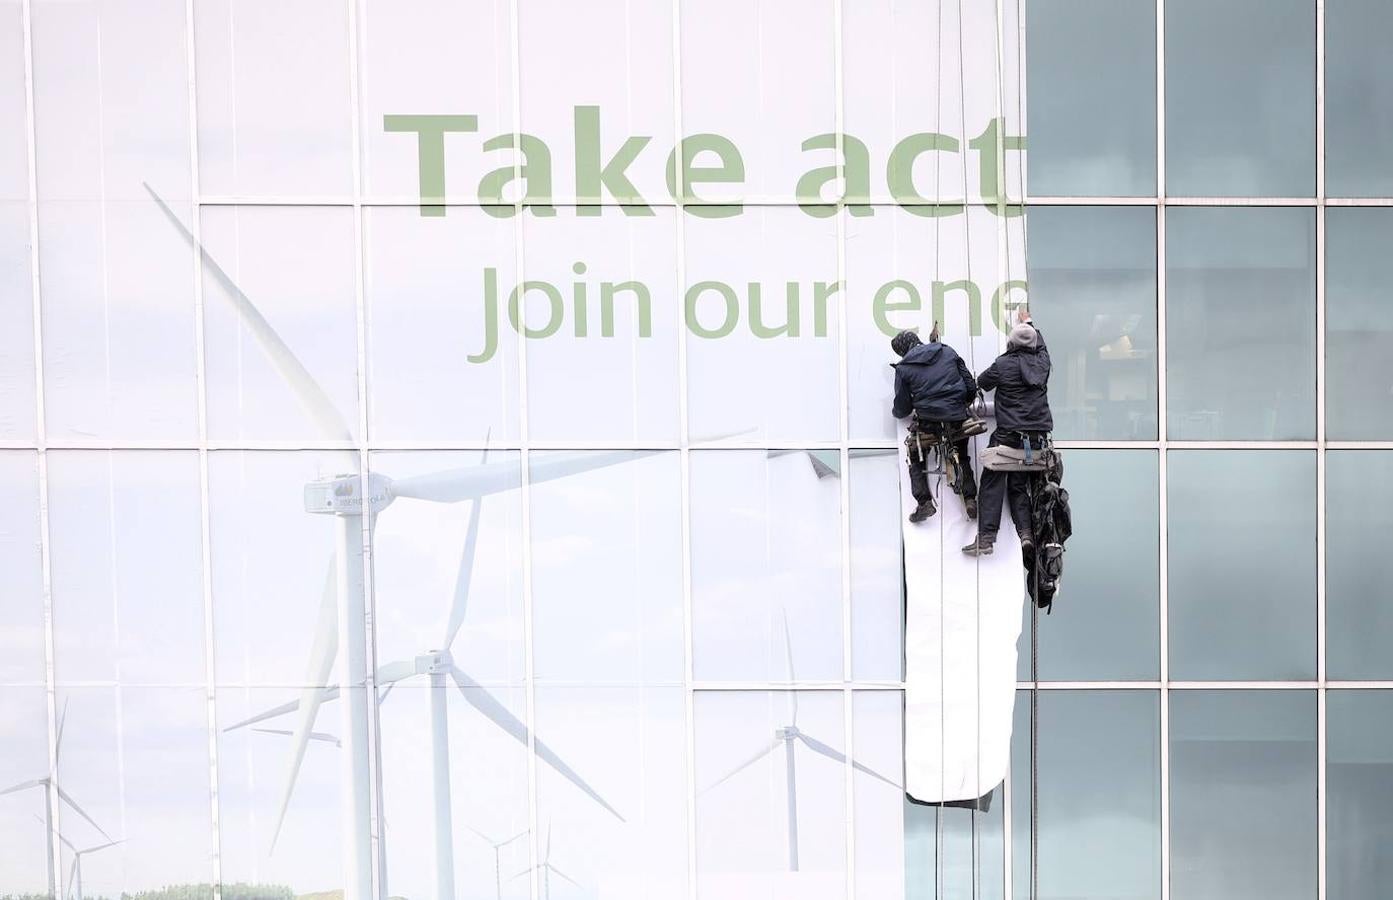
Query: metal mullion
1156,1,1170,898
1315,2,1328,897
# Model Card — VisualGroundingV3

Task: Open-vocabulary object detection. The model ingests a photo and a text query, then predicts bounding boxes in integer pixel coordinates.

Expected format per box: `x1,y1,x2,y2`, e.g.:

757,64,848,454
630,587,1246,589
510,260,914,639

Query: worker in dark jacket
891,329,979,523
963,318,1052,556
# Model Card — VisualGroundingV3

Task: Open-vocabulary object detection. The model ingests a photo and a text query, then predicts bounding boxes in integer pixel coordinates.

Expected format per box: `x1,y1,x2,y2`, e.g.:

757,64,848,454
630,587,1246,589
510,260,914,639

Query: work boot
965,497,978,520
908,498,936,523
1020,534,1036,567
962,533,995,555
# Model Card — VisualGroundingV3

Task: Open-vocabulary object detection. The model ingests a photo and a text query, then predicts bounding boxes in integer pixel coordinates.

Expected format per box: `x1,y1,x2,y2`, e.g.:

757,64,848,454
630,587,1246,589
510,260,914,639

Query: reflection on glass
534,687,689,899
530,451,683,685
852,691,906,898
849,450,904,682
1168,451,1316,680
1326,209,1393,439
1027,207,1158,440
194,0,354,197
54,687,214,900
1327,0,1393,197
48,451,205,687
1170,691,1316,900
1166,208,1316,440
0,687,55,897
0,1,26,203
1026,0,1156,196
1165,0,1315,197
695,690,849,898
370,450,526,689
217,686,351,895
0,452,44,686
690,450,844,683
201,207,360,443
1328,691,1393,900
1327,452,1393,679
1038,451,1160,681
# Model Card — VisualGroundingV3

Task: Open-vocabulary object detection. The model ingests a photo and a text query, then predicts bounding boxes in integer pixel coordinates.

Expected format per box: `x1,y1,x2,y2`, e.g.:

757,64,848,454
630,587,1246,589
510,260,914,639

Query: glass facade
1,1,1390,900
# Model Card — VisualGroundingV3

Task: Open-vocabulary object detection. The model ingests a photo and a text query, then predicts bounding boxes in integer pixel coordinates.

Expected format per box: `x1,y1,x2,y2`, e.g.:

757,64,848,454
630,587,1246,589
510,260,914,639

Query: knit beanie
1008,323,1038,350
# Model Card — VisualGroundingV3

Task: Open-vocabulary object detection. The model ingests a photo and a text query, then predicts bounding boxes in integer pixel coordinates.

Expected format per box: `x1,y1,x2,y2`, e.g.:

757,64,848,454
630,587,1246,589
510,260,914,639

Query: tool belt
980,433,1055,472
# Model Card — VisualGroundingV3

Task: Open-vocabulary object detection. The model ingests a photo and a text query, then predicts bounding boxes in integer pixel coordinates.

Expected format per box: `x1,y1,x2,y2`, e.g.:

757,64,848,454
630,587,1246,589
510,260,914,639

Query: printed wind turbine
463,825,529,900
508,821,581,900
147,185,634,900
700,613,901,871
43,817,123,900
0,702,115,900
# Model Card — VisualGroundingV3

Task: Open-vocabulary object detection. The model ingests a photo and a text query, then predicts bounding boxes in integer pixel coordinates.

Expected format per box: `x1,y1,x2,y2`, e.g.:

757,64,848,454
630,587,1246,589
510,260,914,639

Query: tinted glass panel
1326,209,1393,440
1170,691,1317,900
1328,690,1393,900
1027,206,1158,440
1327,0,1393,196
1326,451,1393,680
1165,0,1315,196
1026,0,1156,196
1167,451,1316,681
1166,207,1316,441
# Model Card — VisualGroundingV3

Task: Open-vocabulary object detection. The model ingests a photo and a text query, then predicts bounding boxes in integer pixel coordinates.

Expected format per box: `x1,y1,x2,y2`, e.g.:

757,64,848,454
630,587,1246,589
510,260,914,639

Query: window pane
1038,450,1160,681
1166,207,1315,440
1327,0,1393,196
534,687,689,898
55,687,214,899
195,0,353,197
849,450,903,682
520,211,681,443
200,207,360,443
1328,690,1393,900
1327,452,1393,680
0,0,25,202
1026,0,1156,196
368,450,526,688
690,450,844,682
0,202,35,441
1024,691,1162,900
364,205,520,443
1326,209,1393,440
1167,451,1316,680
1165,0,1315,197
529,451,683,685
1170,690,1316,900
684,208,841,443
48,451,206,686
0,452,44,686
695,690,848,898
1027,206,1158,440
0,687,51,897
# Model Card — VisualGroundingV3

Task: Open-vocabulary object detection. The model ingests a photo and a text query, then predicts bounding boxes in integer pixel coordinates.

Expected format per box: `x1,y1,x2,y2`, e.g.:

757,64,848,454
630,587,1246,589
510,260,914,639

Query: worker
962,312,1052,556
890,327,979,523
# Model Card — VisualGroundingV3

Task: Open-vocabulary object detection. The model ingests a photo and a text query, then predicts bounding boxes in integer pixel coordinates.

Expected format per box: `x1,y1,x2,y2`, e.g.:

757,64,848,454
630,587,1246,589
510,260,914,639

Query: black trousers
977,429,1044,539
906,422,978,506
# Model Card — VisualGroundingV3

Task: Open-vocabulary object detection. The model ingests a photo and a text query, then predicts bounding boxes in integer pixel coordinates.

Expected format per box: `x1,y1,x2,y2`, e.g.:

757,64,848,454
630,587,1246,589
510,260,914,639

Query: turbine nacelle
304,473,394,517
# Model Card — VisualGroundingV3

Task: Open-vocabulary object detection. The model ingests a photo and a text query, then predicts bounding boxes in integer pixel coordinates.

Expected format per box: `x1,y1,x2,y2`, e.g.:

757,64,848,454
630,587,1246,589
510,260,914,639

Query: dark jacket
978,328,1053,432
892,342,977,421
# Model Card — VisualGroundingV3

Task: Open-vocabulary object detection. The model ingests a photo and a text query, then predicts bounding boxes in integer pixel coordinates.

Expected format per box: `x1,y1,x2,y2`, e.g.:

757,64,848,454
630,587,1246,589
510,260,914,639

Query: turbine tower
701,612,901,870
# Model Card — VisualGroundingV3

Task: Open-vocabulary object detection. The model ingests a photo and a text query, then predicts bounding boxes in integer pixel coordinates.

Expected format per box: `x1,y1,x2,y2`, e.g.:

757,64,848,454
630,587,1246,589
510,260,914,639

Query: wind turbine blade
81,839,124,854
462,824,495,846
441,467,486,651
796,734,902,791
700,738,783,794
0,778,47,798
780,610,799,726
499,828,529,849
391,449,659,505
143,183,353,441
505,866,542,883
66,857,78,900
269,559,341,851
252,728,341,747
375,659,418,686
447,667,625,822
33,814,76,854
766,449,840,479
53,786,112,843
55,698,69,762
548,865,583,890
221,687,340,732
